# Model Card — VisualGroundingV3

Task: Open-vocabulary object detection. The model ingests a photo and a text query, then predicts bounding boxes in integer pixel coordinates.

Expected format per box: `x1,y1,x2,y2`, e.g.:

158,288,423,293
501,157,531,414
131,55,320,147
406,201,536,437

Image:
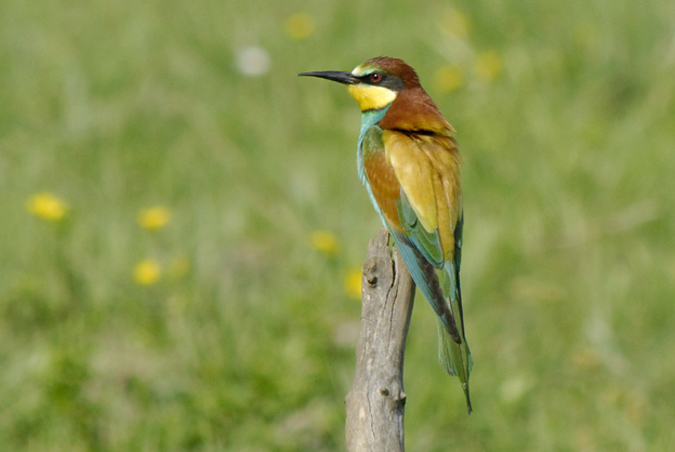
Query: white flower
235,46,271,77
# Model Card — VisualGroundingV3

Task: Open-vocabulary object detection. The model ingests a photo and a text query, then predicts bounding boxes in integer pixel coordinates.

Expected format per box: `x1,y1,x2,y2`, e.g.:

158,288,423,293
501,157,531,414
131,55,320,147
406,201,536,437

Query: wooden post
345,229,416,452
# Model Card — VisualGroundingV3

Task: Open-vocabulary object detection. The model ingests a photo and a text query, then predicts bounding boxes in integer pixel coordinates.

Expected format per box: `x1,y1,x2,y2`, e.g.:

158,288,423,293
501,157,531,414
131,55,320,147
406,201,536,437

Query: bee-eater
300,57,473,413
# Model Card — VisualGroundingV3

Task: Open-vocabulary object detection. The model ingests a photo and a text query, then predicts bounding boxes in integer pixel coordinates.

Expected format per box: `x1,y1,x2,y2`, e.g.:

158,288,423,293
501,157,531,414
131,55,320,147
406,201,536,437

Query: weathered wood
345,229,416,452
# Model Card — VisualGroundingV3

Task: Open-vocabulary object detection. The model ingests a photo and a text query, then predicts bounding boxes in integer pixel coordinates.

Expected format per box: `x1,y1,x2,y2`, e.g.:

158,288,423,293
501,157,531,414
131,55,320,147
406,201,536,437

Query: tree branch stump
345,228,416,452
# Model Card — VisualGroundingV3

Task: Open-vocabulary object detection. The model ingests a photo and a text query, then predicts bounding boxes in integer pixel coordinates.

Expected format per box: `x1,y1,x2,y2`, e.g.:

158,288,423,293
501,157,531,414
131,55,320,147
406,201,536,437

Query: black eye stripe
358,73,380,83
356,72,404,91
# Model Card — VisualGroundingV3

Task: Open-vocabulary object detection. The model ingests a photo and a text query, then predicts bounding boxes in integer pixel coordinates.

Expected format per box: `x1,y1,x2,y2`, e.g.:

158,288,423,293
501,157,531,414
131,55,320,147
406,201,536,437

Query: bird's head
299,57,420,112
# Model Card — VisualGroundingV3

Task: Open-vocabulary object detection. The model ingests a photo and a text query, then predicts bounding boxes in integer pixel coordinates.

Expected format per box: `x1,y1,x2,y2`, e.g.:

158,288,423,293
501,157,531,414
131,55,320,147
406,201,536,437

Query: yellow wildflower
27,192,68,222
285,12,315,40
344,268,363,300
133,259,161,285
439,8,471,39
310,230,340,256
475,51,502,82
434,65,464,94
138,206,171,231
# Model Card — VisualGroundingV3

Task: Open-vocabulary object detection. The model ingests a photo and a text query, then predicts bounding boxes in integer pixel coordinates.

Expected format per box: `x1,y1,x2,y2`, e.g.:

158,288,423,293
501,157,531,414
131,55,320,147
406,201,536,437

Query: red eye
370,72,382,83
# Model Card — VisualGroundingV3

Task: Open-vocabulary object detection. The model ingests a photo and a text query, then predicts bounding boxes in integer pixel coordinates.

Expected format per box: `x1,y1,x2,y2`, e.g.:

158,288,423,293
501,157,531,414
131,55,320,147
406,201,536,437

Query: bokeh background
2,0,675,450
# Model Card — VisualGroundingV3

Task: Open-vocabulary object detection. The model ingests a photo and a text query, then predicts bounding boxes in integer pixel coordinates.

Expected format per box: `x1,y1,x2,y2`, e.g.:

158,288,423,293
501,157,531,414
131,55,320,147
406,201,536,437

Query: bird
299,57,473,413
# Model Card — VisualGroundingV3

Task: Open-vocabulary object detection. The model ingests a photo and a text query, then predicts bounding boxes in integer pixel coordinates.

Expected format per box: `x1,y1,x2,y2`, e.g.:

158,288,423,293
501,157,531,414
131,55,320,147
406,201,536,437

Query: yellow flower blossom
133,259,161,285
310,230,340,256
475,51,502,82
434,65,464,94
439,8,471,39
27,192,68,222
285,12,315,40
344,268,363,300
138,206,171,231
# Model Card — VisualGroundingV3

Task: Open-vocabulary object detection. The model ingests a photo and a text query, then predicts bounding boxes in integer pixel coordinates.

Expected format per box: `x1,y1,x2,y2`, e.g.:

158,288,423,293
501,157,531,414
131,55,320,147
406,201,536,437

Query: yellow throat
347,66,397,111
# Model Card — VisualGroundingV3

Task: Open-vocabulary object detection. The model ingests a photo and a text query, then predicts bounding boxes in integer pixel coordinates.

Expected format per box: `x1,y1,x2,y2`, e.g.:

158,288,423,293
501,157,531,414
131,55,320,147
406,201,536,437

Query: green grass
1,0,675,450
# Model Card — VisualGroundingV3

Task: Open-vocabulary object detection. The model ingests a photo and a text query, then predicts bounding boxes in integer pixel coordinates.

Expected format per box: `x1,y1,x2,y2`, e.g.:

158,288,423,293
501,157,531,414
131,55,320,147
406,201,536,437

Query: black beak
298,70,359,85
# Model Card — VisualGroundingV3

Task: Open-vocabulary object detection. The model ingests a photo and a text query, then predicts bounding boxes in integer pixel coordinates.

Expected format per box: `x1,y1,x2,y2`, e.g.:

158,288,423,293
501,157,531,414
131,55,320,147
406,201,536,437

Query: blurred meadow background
2,0,675,450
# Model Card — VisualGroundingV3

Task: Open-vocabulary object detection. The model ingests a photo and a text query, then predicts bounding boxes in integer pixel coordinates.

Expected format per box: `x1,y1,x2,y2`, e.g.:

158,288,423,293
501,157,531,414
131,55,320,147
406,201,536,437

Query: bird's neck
357,106,391,141
379,87,453,135
356,106,391,188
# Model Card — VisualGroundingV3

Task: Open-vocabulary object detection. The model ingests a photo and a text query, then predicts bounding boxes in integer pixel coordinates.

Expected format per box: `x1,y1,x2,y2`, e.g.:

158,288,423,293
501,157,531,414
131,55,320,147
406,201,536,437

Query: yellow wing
383,130,462,263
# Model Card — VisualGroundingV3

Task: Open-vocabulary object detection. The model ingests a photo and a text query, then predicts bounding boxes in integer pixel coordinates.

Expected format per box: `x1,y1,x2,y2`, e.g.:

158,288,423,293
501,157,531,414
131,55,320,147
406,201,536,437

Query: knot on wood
395,391,407,406
379,387,389,396
363,259,378,286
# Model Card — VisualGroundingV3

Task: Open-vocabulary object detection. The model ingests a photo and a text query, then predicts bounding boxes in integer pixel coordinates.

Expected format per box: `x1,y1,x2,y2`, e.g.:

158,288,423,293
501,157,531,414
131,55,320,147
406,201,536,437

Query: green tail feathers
437,319,473,414
388,233,473,413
